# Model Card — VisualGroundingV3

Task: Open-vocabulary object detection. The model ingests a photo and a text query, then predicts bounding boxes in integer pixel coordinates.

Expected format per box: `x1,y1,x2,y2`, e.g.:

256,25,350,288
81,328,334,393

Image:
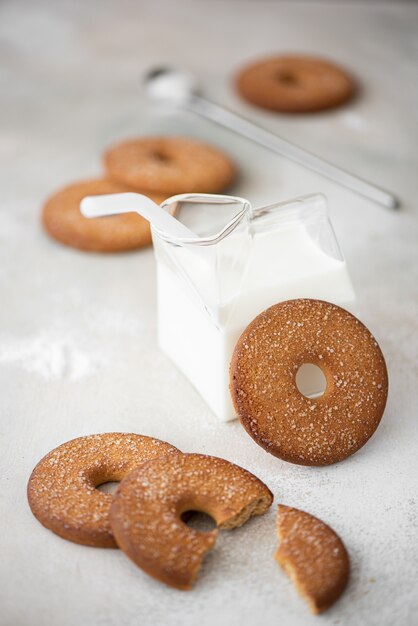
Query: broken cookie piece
275,504,350,613
110,452,273,589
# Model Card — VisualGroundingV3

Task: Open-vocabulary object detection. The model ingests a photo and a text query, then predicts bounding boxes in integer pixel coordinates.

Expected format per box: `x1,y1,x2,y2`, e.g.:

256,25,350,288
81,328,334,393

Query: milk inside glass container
152,192,355,421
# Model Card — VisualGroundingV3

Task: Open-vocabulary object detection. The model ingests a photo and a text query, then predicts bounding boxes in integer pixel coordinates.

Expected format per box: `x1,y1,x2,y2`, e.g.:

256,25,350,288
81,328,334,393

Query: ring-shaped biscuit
27,433,179,547
235,55,356,113
230,299,388,466
104,136,236,195
42,178,166,252
110,452,273,589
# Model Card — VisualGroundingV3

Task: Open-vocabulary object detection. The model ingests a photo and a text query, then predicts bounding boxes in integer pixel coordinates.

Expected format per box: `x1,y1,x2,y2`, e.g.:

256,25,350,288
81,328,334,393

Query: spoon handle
187,95,399,210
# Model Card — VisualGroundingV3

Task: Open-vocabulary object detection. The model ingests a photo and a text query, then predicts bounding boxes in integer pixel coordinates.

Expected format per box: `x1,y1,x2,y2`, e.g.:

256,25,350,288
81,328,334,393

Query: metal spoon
143,67,399,210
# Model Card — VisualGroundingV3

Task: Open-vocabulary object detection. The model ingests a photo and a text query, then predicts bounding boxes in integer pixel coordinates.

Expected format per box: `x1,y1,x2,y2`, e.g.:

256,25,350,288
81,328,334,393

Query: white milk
156,212,355,421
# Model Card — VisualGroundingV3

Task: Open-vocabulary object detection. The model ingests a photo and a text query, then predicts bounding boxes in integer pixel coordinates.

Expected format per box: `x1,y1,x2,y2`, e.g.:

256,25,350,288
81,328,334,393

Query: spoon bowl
143,67,197,104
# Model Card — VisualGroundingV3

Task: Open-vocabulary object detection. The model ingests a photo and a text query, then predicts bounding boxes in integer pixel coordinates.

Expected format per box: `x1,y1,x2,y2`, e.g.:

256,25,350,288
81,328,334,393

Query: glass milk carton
152,193,355,421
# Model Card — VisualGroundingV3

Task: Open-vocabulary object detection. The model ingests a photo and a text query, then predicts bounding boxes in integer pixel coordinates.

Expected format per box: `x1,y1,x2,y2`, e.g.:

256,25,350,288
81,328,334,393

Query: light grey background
1,1,417,625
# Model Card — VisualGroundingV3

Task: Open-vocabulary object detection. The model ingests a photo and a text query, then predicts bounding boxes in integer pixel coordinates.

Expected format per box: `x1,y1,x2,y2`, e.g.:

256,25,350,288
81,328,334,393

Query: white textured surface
1,1,417,625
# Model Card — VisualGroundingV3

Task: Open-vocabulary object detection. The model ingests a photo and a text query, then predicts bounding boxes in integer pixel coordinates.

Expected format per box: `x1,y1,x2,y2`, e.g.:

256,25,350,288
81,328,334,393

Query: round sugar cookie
230,299,388,466
235,55,356,112
110,452,273,589
27,432,179,547
42,178,165,252
104,136,236,195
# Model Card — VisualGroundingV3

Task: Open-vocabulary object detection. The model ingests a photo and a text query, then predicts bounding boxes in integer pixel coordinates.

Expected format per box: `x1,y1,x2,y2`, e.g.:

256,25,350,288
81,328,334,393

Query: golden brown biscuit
275,505,350,614
27,433,179,547
104,136,236,195
230,299,388,466
235,55,356,113
110,452,273,589
42,178,166,252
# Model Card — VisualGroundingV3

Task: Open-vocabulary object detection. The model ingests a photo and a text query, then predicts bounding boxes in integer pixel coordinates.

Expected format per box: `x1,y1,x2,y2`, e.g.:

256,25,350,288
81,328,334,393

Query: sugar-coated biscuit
275,505,350,613
110,452,273,589
235,55,356,112
27,433,179,547
42,178,165,252
104,136,236,195
230,299,388,466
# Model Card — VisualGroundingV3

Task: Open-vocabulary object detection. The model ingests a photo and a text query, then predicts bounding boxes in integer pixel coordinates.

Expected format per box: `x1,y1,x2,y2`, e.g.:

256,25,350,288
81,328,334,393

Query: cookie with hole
235,55,356,113
42,178,166,252
109,452,273,589
230,298,388,466
103,136,236,195
27,433,179,547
